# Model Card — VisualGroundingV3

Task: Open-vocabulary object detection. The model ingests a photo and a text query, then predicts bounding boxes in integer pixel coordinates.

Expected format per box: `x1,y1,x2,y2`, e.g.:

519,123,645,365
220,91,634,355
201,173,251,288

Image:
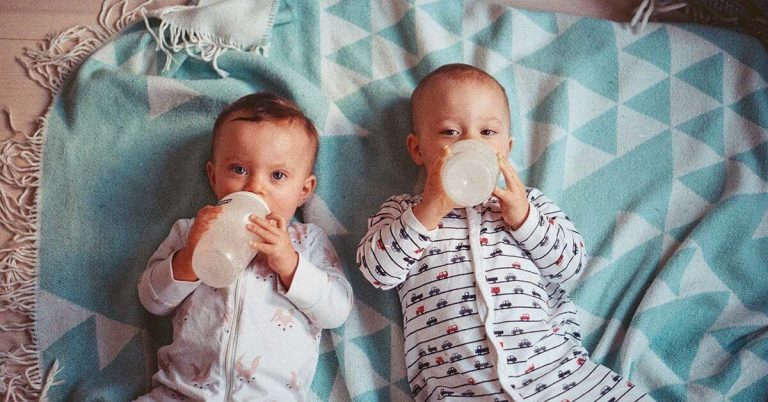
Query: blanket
2,0,767,401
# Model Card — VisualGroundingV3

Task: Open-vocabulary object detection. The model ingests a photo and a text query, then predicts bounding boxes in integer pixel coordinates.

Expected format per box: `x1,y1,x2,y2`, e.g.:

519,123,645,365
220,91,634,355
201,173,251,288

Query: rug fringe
1,1,156,400
141,6,270,78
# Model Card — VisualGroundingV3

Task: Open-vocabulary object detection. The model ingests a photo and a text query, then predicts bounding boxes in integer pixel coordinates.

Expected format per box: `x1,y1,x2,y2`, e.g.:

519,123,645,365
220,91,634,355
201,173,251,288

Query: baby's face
207,116,316,221
409,76,511,172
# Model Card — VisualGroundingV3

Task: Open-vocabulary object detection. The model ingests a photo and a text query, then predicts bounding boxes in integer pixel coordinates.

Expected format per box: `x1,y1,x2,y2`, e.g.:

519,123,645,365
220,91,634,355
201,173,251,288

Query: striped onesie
357,188,651,401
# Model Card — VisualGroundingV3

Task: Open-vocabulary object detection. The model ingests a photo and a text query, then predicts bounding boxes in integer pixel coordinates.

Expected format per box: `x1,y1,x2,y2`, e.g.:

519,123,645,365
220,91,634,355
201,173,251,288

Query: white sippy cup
192,191,270,288
440,139,500,207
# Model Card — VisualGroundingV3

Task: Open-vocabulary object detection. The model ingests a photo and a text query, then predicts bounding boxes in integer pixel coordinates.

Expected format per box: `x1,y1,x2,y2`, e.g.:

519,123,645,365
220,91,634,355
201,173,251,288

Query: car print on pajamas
553,238,560,249
505,273,516,282
513,286,524,294
435,356,444,364
428,345,438,353
415,305,425,315
399,228,408,239
391,241,401,252
518,339,531,348
493,329,504,336
376,239,385,250
375,265,386,275
534,346,546,354
429,286,440,296
475,345,489,355
474,360,490,369
520,313,530,321
419,264,429,273
429,247,440,255
486,276,498,283
490,248,502,257
512,262,521,269
532,290,542,299
436,299,447,308
426,316,437,326
411,384,422,396
436,271,448,280
526,364,535,374
601,386,612,395
455,243,469,251
459,306,473,316
535,383,547,392
442,340,452,350
506,355,517,364
411,293,423,302
451,255,466,263
556,254,564,266
558,369,571,378
461,389,475,396
500,300,512,309
448,353,463,363
462,292,476,301
418,348,426,357
418,233,430,241
447,325,458,334
522,378,533,386
440,389,454,397
418,361,430,370
491,286,501,295
480,237,489,245
446,366,458,375
539,236,549,246
511,327,523,335
563,382,576,390
403,255,416,264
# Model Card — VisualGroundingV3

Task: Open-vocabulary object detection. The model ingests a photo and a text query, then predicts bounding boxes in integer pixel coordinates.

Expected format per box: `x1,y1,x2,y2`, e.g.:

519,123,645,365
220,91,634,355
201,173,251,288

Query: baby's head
408,63,512,171
207,92,319,220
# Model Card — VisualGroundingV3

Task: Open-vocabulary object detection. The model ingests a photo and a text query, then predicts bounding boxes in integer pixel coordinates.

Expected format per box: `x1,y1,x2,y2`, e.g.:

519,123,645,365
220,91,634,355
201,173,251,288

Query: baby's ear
299,174,317,205
206,160,216,188
406,133,424,166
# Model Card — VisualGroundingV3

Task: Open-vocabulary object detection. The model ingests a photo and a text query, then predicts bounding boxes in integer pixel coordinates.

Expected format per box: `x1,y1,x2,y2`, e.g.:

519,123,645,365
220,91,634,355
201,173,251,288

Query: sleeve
279,225,353,329
509,187,587,292
137,219,201,316
355,195,438,290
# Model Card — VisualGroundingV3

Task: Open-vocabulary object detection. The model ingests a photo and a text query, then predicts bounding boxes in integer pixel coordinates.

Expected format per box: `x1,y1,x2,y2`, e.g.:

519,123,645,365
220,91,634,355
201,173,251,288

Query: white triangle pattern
147,76,201,120
96,315,140,369
664,180,711,231
371,0,411,33
512,63,565,116
635,278,678,314
723,159,768,200
612,211,663,260
462,1,507,39
37,290,94,352
320,12,371,56
463,40,509,76
413,7,461,59
510,9,558,60
667,25,721,74
304,193,349,236
723,108,768,158
723,56,768,105
568,79,616,133
709,293,768,331
617,52,668,103
672,128,724,178
752,209,768,240
91,41,117,66
563,136,614,189
687,334,731,382
345,340,390,398
372,35,420,81
343,298,391,339
670,77,722,126
616,104,668,157
727,349,768,398
324,102,369,137
321,59,372,102
120,44,159,75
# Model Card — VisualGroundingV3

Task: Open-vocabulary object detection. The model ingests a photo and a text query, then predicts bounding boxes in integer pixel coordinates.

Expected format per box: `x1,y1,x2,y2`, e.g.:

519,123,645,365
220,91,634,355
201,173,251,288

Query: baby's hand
172,205,222,282
413,145,457,230
247,213,299,288
492,155,530,230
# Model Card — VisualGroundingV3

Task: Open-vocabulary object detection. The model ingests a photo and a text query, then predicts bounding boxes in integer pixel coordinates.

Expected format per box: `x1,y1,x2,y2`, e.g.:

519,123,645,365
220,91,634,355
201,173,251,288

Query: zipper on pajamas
224,275,246,401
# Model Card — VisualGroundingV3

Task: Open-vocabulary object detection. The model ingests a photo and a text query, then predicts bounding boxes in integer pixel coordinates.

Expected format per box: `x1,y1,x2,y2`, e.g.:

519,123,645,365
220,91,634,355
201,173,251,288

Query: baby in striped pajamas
356,64,651,401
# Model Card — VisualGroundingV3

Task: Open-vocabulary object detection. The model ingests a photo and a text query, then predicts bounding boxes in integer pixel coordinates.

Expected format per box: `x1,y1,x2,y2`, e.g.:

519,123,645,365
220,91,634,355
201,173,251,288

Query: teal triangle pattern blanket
26,1,768,401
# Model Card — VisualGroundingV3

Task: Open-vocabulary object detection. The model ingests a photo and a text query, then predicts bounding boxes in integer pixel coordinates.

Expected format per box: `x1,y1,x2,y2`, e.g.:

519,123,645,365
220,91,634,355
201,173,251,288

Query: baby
357,64,650,401
137,92,353,401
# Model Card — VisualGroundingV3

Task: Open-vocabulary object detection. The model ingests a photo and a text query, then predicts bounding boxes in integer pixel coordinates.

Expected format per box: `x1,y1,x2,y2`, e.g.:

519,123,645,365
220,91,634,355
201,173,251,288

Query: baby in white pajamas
137,93,353,401
357,64,650,401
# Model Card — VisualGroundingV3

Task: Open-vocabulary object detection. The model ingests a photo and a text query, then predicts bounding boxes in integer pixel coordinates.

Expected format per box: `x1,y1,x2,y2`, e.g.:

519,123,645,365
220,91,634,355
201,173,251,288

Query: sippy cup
440,139,500,207
192,191,270,288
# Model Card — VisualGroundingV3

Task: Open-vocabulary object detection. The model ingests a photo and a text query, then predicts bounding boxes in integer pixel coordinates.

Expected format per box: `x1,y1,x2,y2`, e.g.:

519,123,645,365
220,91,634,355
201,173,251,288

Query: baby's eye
271,171,286,180
231,165,247,175
481,129,497,136
441,129,460,136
